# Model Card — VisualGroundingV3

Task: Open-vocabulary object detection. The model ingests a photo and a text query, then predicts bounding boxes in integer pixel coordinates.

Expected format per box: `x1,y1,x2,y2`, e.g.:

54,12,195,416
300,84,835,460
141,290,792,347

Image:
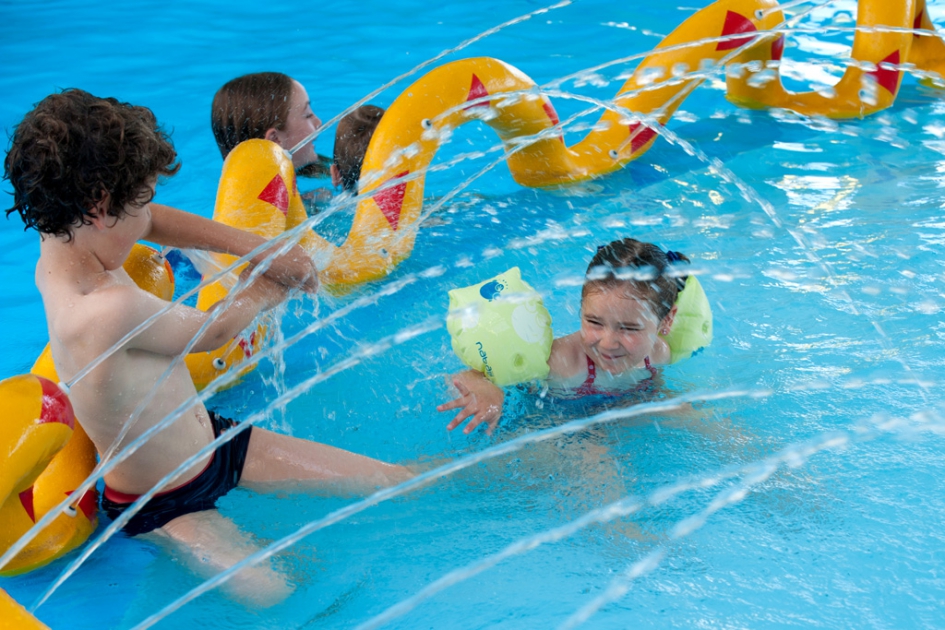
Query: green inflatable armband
447,267,553,386
659,275,713,363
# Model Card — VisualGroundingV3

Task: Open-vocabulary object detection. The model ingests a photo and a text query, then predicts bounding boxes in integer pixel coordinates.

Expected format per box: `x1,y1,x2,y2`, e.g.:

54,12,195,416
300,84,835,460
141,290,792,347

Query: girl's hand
437,371,505,435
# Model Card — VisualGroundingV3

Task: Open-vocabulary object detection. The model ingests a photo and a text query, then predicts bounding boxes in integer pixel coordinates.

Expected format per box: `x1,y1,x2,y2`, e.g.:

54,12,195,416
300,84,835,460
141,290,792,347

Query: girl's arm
145,204,319,293
437,370,505,435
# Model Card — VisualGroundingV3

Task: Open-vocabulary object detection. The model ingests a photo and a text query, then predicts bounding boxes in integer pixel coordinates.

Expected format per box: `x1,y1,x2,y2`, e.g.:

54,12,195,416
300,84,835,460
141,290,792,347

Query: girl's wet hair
333,105,385,192
4,89,179,240
211,72,295,159
582,238,689,319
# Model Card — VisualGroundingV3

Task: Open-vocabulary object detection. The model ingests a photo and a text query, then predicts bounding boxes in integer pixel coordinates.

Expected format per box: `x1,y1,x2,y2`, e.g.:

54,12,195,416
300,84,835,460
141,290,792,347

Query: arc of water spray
357,402,935,630
29,317,441,611
136,374,940,630
129,387,768,630
558,410,945,629
16,0,935,612
287,0,573,157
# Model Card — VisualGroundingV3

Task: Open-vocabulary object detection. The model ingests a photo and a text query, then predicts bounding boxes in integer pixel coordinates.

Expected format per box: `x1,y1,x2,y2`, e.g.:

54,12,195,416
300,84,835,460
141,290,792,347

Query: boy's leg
150,510,293,606
239,427,414,492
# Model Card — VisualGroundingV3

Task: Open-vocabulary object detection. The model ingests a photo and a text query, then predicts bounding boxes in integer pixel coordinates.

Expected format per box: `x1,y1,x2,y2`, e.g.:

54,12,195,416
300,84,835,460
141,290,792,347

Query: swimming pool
3,0,945,627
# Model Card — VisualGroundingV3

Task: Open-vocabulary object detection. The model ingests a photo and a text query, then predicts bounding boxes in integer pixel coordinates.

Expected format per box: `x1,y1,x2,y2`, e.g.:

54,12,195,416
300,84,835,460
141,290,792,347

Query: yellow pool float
726,0,945,117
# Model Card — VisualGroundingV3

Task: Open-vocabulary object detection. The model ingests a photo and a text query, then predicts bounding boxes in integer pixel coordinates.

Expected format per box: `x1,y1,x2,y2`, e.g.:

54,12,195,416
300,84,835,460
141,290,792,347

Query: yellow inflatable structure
0,374,95,578
1,245,173,582
184,140,317,389
727,0,945,117
226,0,941,291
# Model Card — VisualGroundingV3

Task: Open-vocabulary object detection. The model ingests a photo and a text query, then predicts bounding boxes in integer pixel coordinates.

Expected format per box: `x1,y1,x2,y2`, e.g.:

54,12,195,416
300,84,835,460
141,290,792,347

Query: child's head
579,238,687,371
4,89,179,241
331,105,385,193
211,72,321,169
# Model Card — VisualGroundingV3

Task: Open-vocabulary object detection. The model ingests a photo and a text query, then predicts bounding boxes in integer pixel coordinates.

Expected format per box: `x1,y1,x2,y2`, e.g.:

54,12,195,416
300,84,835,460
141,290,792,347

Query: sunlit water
3,0,945,628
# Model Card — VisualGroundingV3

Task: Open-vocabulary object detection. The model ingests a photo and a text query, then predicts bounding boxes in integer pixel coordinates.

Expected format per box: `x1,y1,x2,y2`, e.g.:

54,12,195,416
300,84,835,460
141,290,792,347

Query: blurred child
330,104,385,193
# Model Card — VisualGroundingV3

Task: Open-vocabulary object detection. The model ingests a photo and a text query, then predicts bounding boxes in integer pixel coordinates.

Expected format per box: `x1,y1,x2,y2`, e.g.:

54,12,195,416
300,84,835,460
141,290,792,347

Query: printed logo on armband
479,280,506,301
476,341,494,379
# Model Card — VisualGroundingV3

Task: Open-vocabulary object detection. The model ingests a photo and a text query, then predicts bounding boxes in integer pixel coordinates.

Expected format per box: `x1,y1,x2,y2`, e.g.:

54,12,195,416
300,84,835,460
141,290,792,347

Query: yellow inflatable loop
726,0,945,118
214,1,945,292
0,375,96,578
3,244,174,583
186,139,324,390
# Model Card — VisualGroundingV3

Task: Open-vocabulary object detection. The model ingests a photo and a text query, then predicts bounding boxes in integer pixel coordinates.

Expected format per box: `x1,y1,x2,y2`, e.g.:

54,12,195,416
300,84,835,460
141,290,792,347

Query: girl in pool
438,237,687,435
210,71,325,171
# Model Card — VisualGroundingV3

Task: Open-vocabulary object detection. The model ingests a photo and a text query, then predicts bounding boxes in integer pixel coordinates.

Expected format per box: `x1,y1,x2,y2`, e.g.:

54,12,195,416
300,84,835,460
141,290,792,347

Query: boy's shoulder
44,269,161,345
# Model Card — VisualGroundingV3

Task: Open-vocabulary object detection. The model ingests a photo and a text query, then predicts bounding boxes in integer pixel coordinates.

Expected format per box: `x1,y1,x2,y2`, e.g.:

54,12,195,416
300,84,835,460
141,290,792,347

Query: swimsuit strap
575,354,599,396
644,355,657,378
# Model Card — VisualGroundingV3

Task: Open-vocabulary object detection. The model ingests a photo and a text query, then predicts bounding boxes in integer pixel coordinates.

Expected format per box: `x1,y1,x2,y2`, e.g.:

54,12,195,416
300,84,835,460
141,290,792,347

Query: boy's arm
113,267,288,356
437,370,505,435
145,204,318,293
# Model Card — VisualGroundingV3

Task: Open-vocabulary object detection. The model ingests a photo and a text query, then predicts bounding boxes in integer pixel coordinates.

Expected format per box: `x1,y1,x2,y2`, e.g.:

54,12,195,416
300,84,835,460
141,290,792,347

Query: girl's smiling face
579,286,667,374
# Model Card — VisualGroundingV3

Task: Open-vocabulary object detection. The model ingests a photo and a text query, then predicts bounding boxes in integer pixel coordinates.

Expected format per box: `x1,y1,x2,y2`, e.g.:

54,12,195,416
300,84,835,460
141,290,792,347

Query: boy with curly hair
4,89,411,601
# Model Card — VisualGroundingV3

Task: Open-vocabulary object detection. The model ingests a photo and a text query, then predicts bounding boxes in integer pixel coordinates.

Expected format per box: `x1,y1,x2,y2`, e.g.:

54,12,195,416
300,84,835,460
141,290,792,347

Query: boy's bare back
36,194,287,495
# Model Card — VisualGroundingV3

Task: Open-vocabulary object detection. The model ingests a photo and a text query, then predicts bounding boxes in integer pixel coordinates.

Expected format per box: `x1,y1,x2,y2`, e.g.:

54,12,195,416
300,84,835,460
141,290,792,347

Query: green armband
446,267,553,386
659,275,713,363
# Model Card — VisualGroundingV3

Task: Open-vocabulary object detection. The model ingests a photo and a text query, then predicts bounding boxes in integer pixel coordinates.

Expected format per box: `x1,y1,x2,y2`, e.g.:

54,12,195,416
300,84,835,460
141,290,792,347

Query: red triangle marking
629,123,658,153
20,487,35,522
258,174,289,217
541,100,565,143
464,74,490,110
373,171,410,231
717,11,758,51
772,34,785,61
870,50,902,94
66,489,98,521
914,9,924,36
38,377,74,429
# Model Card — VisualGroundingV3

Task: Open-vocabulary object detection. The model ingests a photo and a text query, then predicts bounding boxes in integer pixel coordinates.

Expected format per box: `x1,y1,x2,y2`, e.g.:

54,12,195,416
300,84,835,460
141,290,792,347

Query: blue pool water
3,0,945,628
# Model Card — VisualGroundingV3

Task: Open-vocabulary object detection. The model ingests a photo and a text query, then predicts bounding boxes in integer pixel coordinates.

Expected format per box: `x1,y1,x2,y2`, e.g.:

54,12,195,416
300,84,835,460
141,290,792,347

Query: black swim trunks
101,411,253,536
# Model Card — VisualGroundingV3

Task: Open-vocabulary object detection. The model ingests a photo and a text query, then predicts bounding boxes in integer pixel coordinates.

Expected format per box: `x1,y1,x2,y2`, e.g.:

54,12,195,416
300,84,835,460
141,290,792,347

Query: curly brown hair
4,89,179,240
582,238,690,319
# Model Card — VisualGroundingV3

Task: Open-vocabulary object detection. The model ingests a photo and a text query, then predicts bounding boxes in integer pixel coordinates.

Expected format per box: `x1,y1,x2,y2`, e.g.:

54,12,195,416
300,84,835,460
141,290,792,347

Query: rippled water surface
2,0,945,628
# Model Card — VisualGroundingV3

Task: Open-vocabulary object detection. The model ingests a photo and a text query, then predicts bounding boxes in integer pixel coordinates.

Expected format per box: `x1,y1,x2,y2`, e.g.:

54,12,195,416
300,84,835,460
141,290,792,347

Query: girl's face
579,286,666,374
271,80,321,168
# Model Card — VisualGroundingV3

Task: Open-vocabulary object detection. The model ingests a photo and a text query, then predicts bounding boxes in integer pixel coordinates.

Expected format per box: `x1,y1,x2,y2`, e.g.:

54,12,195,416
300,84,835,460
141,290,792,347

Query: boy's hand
254,245,319,294
239,266,291,310
437,371,504,435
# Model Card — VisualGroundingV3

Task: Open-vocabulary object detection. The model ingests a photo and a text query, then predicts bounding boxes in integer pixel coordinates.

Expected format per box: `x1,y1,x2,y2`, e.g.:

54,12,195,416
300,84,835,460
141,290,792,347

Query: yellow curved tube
212,0,945,292
726,0,945,117
0,374,95,578
185,140,329,390
4,244,173,580
0,588,49,629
